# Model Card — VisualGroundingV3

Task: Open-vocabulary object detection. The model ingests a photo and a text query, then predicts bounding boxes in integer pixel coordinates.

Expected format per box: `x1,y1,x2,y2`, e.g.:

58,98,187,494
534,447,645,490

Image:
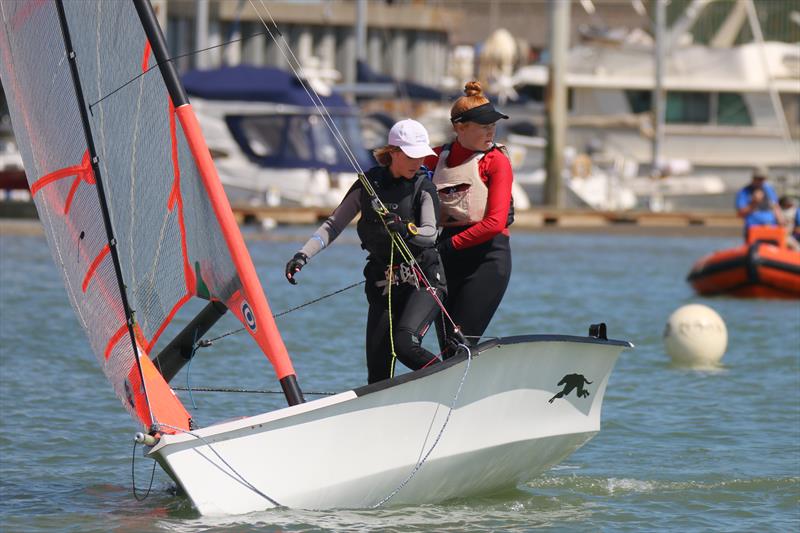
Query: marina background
1,0,799,530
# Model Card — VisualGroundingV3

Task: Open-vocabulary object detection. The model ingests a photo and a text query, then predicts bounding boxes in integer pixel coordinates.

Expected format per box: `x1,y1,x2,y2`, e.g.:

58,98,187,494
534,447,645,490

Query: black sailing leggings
364,275,443,384
437,233,511,351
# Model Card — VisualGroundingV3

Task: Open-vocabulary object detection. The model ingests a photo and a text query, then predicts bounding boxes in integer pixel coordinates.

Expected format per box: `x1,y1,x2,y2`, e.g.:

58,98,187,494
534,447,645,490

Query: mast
132,0,305,406
544,0,568,208
652,0,666,177
54,0,156,425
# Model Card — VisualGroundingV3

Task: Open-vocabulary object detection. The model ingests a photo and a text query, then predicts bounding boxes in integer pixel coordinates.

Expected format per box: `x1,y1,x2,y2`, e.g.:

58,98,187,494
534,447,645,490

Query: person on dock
285,119,447,384
423,81,514,354
735,167,784,238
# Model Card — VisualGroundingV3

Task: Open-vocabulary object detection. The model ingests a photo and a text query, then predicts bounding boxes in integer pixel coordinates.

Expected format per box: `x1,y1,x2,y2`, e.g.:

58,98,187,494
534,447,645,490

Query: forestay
0,0,295,432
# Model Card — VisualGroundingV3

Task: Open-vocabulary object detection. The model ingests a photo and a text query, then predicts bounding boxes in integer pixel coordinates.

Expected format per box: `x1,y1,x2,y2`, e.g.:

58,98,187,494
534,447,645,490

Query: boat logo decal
242,301,257,332
549,374,593,403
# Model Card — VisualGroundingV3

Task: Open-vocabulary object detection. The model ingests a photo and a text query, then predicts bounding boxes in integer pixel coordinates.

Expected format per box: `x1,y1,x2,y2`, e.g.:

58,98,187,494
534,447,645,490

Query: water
1,226,798,532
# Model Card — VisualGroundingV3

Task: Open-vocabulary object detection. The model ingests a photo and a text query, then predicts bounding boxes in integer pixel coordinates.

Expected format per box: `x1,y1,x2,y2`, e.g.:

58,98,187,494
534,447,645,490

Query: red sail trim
105,323,128,360
63,151,95,215
175,104,297,380
167,99,196,294
145,292,192,353
30,149,92,197
82,243,110,292
142,39,151,72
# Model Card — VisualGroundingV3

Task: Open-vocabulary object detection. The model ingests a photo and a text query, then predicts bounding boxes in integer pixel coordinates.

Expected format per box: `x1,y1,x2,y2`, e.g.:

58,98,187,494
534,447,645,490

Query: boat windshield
229,113,372,172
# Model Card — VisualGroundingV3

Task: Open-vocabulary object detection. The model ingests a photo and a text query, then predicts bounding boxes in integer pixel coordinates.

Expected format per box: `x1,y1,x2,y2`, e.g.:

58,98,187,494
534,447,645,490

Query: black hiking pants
436,233,511,353
364,265,444,384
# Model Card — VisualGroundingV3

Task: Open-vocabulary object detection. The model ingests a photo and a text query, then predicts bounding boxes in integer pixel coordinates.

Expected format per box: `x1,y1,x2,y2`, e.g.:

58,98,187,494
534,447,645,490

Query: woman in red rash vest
423,81,514,354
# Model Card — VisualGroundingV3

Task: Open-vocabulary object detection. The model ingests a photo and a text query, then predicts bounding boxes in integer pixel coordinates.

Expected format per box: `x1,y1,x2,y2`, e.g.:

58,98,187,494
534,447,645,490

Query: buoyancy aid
357,166,446,292
432,144,514,228
357,166,432,264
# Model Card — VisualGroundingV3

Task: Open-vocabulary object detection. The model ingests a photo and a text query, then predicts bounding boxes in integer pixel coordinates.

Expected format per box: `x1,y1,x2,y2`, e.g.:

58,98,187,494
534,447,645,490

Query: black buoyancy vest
357,166,430,263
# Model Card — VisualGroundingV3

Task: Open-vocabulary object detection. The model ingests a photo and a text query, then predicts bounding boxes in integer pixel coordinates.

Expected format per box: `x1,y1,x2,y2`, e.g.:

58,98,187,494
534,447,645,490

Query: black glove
383,213,410,239
285,252,307,285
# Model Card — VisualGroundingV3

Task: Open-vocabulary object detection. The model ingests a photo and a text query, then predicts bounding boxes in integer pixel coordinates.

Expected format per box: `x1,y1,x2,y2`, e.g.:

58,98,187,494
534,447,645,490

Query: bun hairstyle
450,81,490,120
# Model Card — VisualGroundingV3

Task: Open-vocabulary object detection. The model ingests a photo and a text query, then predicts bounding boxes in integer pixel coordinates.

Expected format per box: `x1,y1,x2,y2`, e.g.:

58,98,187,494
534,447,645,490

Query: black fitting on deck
589,323,607,340
153,300,227,382
280,375,306,405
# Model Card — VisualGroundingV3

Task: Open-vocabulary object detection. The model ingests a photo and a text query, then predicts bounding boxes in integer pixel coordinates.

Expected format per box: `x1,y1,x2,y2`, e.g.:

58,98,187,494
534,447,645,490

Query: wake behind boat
0,0,631,516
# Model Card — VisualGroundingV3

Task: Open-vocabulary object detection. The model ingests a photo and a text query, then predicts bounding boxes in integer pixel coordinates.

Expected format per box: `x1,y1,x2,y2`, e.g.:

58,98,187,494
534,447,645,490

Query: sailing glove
285,252,308,285
384,213,414,240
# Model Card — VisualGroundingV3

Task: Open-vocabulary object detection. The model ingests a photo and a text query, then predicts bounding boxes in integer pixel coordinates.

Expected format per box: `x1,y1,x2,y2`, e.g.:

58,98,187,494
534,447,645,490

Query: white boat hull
149,335,630,515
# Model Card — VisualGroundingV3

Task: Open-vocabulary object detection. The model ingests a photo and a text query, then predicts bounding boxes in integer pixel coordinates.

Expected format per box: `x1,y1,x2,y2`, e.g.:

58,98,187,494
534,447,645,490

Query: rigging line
172,386,335,395
257,0,369,177
372,343,473,508
199,279,366,345
155,423,283,507
388,241,398,378
131,440,157,501
249,0,459,333
186,328,201,409
249,0,368,176
87,31,269,110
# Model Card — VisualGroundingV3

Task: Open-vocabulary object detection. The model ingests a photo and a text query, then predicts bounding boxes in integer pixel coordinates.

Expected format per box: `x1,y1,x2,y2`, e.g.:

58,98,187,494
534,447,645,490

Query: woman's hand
383,213,413,239
285,252,308,285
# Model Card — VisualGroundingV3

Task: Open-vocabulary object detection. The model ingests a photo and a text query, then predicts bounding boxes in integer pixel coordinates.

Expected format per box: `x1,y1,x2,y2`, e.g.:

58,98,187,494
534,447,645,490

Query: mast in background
544,0,569,208
652,0,666,177
194,0,209,69
355,0,367,63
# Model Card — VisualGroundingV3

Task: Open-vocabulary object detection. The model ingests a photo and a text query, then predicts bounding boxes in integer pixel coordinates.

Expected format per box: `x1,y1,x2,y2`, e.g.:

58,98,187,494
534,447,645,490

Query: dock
1,200,743,238
230,203,741,233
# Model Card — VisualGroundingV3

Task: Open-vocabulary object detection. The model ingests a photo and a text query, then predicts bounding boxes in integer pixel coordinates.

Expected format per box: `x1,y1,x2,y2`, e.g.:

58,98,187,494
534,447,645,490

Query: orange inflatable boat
687,226,800,299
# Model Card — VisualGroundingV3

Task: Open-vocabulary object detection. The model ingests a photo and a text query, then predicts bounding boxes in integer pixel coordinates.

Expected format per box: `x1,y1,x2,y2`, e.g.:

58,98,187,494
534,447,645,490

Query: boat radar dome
663,304,728,365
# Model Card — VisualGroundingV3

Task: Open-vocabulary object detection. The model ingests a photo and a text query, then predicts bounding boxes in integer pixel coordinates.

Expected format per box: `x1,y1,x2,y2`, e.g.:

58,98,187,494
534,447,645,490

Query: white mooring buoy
663,304,728,365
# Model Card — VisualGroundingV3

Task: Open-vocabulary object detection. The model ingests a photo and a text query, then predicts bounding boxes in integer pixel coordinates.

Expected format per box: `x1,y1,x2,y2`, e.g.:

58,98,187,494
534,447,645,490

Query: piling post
544,0,569,208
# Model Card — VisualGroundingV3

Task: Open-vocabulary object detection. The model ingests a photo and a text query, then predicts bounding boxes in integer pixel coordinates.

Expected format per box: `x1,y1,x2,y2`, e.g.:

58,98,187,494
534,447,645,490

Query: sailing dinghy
0,0,631,515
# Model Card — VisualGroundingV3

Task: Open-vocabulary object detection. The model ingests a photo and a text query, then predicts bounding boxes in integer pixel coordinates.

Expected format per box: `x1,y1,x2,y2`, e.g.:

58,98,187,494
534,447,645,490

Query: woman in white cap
285,119,446,384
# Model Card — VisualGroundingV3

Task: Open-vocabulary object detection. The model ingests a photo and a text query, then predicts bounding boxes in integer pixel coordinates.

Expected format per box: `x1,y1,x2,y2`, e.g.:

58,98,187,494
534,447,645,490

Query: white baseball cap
387,119,436,159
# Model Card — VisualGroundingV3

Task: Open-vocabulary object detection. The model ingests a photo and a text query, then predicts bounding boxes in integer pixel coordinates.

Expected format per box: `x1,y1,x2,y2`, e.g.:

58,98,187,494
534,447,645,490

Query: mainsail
0,0,301,433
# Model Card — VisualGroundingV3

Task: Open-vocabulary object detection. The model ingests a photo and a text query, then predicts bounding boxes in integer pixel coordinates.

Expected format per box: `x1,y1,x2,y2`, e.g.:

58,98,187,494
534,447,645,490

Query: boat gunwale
152,334,631,448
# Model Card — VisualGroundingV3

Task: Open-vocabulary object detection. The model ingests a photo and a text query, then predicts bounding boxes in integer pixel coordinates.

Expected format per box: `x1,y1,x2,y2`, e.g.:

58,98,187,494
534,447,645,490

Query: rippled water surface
1,227,798,532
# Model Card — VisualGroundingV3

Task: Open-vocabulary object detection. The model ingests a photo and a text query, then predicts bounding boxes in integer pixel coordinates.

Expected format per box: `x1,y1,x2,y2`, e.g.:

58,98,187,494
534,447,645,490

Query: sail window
716,92,752,125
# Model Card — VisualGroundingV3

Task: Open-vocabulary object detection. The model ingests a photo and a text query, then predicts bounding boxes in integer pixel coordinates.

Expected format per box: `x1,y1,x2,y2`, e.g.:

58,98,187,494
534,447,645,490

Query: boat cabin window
625,89,752,126
239,116,283,157
717,93,751,125
286,116,313,162
666,91,710,124
625,90,651,114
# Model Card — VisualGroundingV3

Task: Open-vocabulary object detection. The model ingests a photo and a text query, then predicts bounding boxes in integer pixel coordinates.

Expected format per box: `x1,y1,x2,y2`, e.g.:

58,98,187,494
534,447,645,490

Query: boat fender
588,323,607,340
134,432,159,447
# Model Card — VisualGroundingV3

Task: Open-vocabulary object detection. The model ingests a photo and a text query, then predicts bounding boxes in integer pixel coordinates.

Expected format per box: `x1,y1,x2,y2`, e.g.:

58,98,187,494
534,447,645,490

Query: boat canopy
183,65,352,108
355,60,447,101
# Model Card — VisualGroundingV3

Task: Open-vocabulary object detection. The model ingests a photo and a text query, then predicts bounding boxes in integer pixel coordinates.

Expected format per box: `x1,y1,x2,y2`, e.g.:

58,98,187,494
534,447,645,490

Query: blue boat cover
356,60,446,101
182,65,351,109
